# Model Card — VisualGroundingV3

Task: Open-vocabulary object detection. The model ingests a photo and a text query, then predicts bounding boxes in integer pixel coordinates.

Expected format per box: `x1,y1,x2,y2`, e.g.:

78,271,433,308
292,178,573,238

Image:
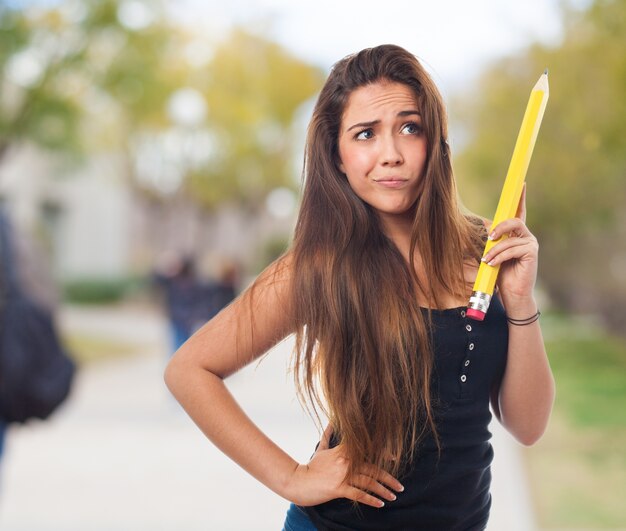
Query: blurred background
0,0,624,529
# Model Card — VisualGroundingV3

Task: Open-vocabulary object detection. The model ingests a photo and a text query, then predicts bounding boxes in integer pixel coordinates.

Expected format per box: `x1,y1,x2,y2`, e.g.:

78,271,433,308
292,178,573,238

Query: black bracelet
506,311,541,326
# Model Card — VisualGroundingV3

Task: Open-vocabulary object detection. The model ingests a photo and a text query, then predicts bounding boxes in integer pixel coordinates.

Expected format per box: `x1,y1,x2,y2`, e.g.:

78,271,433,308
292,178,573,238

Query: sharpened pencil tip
544,68,549,75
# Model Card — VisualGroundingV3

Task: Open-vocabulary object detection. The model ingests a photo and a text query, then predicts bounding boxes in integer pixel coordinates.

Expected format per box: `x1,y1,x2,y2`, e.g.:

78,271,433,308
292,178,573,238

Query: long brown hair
289,45,484,479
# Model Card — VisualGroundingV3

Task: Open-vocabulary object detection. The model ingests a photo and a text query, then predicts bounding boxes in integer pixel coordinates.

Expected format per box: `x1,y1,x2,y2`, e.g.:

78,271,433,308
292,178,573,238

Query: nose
379,135,403,166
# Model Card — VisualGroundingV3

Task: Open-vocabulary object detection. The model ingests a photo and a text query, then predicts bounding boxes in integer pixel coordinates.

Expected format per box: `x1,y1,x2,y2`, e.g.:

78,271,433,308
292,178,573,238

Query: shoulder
253,252,294,291
463,213,491,231
244,252,295,318
455,214,489,268
461,213,490,247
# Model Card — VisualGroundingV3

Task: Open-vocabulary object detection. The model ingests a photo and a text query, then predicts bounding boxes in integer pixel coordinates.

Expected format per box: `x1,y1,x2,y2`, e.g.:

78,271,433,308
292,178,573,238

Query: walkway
0,304,536,530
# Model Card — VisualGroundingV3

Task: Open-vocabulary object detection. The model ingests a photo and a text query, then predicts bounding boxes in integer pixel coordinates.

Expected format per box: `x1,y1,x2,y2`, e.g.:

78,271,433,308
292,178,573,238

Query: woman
165,44,555,530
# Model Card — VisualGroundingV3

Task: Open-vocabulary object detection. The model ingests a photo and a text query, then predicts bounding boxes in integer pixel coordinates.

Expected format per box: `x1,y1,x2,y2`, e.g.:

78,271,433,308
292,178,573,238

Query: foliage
453,0,626,332
0,0,180,160
0,4,82,158
62,276,145,304
187,29,324,209
0,2,324,216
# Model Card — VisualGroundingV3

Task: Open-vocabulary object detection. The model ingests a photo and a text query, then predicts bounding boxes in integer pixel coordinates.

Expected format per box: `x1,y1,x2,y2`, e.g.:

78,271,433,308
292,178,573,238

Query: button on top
460,310,466,318
460,375,467,382
469,343,475,350
465,324,472,332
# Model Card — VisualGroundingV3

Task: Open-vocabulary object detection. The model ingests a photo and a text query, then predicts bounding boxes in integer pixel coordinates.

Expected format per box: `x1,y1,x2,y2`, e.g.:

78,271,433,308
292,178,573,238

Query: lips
374,178,408,188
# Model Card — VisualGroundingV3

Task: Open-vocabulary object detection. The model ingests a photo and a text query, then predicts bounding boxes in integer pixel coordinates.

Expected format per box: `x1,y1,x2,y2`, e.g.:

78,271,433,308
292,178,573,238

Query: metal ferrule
468,291,492,314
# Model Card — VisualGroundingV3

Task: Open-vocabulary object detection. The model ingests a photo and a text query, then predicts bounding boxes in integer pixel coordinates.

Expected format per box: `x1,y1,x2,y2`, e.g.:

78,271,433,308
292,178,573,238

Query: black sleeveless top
303,297,509,531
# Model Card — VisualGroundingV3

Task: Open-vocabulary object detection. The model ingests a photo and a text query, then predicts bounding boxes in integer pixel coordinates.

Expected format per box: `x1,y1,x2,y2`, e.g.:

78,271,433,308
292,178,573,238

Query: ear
338,160,345,174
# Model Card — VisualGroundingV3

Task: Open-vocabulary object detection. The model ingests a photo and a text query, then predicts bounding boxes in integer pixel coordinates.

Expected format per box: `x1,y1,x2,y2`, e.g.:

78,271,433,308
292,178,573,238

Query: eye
401,122,422,135
355,128,374,140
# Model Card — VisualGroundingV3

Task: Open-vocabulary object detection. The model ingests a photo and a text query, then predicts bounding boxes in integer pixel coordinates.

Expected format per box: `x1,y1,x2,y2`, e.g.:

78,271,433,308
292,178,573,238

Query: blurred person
5,222,59,313
0,206,73,476
197,259,239,325
165,45,555,530
153,253,200,355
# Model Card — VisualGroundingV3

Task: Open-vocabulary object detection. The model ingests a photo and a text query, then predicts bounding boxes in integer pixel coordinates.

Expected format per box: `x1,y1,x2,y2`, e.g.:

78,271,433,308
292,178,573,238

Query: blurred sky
169,0,589,95
11,0,590,95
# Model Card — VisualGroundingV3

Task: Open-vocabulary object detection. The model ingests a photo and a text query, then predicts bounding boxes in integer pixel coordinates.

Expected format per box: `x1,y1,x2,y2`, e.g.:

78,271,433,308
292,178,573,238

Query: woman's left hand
482,185,539,302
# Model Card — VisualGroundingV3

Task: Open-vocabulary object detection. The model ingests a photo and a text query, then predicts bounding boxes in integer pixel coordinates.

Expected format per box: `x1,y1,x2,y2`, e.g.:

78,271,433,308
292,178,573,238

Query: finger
516,183,527,222
361,465,404,493
352,474,397,502
318,423,334,451
483,236,537,261
489,218,531,241
483,241,538,267
344,486,386,509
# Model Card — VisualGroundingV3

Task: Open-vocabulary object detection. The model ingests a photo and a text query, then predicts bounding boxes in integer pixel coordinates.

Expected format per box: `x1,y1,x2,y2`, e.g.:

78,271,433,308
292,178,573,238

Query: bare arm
483,189,555,446
494,293,554,445
164,257,402,507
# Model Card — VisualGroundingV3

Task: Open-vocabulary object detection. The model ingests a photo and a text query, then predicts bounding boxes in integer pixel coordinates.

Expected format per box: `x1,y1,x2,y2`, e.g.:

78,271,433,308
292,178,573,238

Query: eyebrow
346,110,421,132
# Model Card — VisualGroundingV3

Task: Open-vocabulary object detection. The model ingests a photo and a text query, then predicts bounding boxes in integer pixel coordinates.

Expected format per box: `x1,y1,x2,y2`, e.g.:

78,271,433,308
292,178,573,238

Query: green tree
454,0,626,332
0,5,82,161
1,3,323,207
0,0,180,163
0,2,325,275
186,29,324,210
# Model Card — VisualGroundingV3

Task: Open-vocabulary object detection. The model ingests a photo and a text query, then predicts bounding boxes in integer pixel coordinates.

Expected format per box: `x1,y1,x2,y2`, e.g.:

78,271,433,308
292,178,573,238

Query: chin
375,207,415,220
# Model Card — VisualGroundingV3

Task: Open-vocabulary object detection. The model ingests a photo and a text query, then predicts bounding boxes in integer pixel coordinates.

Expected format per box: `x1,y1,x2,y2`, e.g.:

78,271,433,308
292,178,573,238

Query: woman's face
337,81,428,223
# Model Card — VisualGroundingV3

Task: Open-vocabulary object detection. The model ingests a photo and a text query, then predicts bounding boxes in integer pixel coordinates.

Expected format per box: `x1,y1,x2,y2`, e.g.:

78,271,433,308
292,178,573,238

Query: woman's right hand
285,425,404,508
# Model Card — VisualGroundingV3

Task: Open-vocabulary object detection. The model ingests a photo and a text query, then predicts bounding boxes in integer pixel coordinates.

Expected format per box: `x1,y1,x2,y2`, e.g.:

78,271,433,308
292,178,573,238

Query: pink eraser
466,308,486,321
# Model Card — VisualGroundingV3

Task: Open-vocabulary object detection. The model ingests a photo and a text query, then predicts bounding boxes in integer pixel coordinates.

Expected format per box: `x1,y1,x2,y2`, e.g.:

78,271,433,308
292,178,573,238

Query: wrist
500,294,538,319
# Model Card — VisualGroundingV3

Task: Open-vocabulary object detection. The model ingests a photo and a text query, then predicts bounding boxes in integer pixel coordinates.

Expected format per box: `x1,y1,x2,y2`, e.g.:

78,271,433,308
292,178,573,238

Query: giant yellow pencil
466,71,549,321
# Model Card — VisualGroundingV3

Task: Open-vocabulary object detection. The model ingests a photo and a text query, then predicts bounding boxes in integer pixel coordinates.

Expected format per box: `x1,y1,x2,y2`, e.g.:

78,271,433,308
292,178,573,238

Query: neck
379,210,441,307
379,212,415,261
